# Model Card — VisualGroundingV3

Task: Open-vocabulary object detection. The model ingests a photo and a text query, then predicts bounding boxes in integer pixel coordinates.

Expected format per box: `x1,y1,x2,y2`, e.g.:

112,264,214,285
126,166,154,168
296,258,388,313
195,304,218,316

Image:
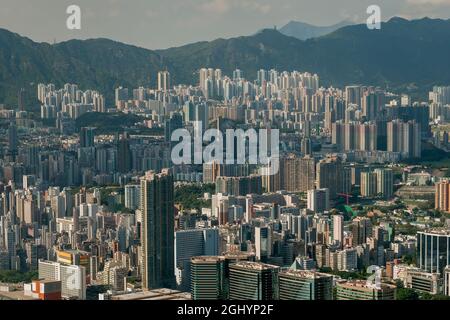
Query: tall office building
417,230,450,274
140,169,175,290
375,168,394,199
191,256,228,300
307,188,330,213
278,270,333,300
228,262,279,300
174,228,219,291
158,71,171,92
255,226,272,262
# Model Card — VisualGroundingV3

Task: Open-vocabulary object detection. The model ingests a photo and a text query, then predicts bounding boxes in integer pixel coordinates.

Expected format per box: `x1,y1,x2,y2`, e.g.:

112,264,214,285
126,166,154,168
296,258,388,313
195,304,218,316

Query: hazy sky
1,0,450,49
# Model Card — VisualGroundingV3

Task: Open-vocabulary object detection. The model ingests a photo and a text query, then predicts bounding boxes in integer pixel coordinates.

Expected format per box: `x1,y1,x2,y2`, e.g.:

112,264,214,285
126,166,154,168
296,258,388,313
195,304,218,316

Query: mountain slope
160,17,450,92
0,29,165,105
1,17,450,106
279,20,352,40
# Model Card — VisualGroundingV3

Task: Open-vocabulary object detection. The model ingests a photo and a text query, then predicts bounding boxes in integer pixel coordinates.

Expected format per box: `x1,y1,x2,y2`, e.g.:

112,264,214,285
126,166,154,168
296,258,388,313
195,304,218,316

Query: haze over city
0,0,450,48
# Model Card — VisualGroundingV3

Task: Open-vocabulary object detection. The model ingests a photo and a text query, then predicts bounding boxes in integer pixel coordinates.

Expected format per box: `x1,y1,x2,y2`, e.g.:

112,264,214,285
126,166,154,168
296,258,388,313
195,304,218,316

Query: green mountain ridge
1,17,450,106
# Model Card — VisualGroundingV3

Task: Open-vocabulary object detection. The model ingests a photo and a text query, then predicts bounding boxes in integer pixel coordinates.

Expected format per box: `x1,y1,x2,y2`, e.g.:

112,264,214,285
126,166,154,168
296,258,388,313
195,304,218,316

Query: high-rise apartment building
360,172,378,197
158,71,171,92
307,188,330,213
375,168,394,199
387,120,421,158
332,214,344,248
140,169,175,290
435,180,450,212
281,155,315,192
352,217,373,245
316,157,343,199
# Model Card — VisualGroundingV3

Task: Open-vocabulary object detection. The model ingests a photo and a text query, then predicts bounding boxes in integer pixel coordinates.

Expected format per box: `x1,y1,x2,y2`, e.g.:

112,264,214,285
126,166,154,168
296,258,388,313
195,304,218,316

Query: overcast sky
1,0,450,49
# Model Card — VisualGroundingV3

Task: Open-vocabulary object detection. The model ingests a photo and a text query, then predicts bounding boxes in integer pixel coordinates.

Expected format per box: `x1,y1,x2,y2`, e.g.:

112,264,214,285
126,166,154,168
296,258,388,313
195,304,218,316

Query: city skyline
2,1,450,305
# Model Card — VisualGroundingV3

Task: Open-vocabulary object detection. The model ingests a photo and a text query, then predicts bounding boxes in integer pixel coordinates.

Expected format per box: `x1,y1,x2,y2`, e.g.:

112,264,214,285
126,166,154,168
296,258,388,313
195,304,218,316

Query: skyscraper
360,171,377,197
140,169,175,289
255,226,272,262
307,188,330,213
352,217,373,245
333,214,344,248
79,127,95,148
174,228,219,291
435,180,450,212
281,155,315,192
117,133,132,174
387,120,421,158
316,157,343,199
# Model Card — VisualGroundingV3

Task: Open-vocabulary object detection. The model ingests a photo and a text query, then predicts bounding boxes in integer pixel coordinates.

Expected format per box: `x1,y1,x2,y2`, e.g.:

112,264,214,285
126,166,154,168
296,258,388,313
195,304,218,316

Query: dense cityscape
1,65,450,302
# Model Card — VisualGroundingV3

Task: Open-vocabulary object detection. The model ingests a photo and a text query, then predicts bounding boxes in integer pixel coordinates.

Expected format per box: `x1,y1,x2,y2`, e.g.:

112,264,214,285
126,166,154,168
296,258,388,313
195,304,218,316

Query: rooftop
111,289,191,301
281,270,333,279
191,256,226,263
231,261,280,271
418,229,450,236
337,280,396,291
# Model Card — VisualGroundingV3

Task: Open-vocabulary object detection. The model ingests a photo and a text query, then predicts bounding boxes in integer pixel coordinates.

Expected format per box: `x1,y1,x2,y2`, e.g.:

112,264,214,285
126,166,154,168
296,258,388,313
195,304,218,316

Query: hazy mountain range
1,17,450,106
278,20,353,40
